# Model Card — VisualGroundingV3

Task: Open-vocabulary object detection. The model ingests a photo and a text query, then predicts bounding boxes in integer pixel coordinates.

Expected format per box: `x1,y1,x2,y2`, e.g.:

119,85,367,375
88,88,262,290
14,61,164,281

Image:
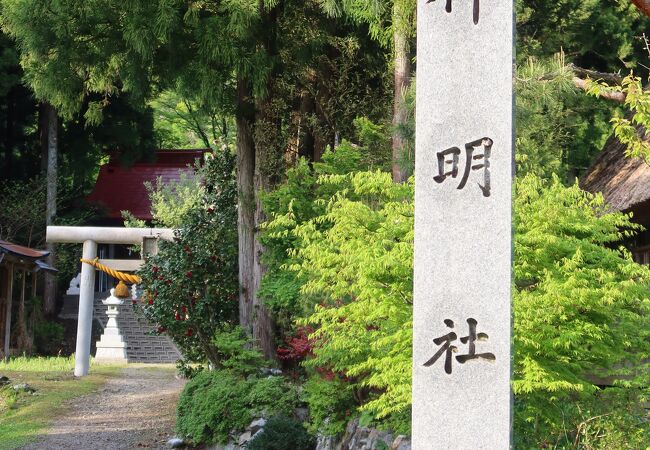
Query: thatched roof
581,135,650,212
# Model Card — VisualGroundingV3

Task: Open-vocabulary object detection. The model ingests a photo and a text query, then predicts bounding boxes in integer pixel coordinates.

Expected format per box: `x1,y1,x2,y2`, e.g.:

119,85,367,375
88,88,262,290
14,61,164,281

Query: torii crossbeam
46,226,174,376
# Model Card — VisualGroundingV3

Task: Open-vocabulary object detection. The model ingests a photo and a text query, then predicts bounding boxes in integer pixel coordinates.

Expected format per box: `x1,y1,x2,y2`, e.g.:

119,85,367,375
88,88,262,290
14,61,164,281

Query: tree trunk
235,78,277,360
392,5,412,183
39,103,49,173
43,103,58,316
252,111,276,361
236,79,256,338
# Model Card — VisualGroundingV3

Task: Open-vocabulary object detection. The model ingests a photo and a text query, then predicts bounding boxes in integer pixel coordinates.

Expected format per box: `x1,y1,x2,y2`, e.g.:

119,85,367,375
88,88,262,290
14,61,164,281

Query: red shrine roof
86,149,208,221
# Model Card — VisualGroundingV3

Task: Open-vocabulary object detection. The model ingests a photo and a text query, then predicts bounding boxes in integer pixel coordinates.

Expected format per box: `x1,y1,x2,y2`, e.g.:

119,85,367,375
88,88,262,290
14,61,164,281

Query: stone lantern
94,288,127,363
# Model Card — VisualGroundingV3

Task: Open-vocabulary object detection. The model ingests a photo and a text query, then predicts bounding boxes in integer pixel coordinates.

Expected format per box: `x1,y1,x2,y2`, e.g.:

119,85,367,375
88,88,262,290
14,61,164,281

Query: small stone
12,383,35,393
166,437,185,448
294,407,309,422
249,417,267,433
391,435,411,450
238,431,252,445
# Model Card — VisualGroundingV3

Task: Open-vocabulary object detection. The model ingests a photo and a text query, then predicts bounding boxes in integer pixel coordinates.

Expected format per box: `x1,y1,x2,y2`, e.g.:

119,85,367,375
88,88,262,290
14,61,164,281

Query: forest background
0,1,650,449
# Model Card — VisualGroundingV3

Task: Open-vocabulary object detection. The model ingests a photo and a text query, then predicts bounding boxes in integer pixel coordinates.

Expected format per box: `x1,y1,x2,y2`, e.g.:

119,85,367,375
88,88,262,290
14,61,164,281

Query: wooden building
581,135,650,263
0,240,56,358
83,149,207,291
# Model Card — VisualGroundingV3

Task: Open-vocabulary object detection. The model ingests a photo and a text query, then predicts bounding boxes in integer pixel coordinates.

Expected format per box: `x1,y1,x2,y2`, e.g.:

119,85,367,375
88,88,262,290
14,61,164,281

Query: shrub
513,174,650,448
262,157,650,446
302,375,356,436
296,170,414,433
176,370,300,445
247,416,316,450
33,320,65,355
137,149,239,365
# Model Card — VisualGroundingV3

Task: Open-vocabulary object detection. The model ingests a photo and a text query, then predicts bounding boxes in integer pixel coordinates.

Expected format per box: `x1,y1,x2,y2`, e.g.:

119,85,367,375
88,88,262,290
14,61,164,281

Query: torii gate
46,226,174,376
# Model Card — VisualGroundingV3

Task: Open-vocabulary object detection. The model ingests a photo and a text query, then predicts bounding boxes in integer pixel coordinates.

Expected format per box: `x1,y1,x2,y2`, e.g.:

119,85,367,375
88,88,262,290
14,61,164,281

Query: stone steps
60,292,182,363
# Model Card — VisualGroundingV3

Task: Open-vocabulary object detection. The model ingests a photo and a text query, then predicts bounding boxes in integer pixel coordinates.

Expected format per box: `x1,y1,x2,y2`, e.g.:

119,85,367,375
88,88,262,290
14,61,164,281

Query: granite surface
413,0,514,448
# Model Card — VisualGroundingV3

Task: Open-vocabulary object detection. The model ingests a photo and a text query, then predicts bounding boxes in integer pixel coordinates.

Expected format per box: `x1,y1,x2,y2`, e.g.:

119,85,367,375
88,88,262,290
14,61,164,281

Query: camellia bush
137,150,239,366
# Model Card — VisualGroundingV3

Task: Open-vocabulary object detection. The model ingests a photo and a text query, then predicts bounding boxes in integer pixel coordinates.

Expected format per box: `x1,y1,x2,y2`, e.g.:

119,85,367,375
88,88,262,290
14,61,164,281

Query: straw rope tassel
80,257,141,298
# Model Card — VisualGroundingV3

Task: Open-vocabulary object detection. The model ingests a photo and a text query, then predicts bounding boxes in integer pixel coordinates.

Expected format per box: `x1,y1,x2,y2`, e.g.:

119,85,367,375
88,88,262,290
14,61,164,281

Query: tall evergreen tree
320,0,416,182
1,0,388,357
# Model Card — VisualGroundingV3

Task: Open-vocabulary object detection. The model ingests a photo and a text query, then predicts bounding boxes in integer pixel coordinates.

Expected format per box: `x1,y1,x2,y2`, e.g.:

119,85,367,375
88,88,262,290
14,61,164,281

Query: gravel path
21,365,185,450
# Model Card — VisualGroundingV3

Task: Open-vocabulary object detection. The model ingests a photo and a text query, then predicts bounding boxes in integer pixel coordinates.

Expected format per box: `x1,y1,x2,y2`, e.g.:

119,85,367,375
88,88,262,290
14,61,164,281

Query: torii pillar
77,239,97,376
47,226,173,376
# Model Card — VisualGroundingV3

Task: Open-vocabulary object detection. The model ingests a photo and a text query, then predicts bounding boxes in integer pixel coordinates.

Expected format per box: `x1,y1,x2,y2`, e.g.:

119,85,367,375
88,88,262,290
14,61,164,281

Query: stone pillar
74,240,97,377
413,0,514,448
95,288,127,363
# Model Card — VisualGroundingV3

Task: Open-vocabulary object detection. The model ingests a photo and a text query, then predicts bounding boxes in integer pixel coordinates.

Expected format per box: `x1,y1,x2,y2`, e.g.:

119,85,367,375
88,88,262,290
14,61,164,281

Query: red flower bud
132,300,137,305
152,266,158,273
210,255,217,262
186,271,193,278
148,299,154,305
181,306,187,313
186,328,194,337
158,326,166,333
175,312,180,321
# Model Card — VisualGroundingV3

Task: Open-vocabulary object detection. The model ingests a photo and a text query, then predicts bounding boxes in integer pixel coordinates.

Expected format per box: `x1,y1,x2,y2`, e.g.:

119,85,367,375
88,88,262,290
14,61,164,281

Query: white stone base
95,343,127,363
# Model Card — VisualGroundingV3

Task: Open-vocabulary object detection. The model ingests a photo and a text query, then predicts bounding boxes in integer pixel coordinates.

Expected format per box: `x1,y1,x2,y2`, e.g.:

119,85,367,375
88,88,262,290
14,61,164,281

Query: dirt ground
20,365,185,450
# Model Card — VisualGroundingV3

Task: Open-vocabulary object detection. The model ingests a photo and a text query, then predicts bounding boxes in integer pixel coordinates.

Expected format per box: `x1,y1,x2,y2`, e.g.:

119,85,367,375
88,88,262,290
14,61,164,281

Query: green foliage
586,74,650,162
515,54,615,180
146,170,204,229
263,153,650,444
176,371,299,445
353,116,391,171
137,150,238,366
302,376,356,436
319,0,416,49
259,143,366,329
0,384,19,413
150,90,233,149
262,153,412,433
513,174,650,448
0,177,46,245
211,326,266,377
247,416,316,450
296,171,413,430
516,0,647,73
32,321,64,356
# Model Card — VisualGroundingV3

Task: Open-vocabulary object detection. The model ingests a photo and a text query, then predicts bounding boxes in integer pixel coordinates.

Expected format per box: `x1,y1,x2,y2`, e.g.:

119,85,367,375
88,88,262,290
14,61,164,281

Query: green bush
176,370,299,445
302,376,356,436
138,149,239,365
247,416,316,450
513,174,650,448
33,321,65,355
262,155,650,446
